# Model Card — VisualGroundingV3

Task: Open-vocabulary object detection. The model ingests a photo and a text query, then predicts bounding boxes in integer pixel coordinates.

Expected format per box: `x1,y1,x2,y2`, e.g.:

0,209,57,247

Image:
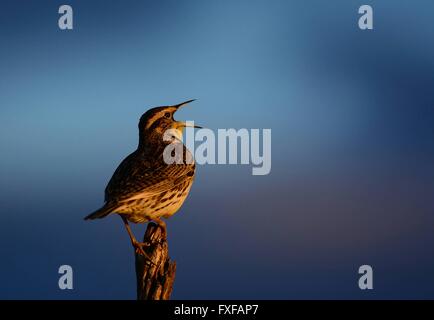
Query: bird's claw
132,241,156,265
148,238,166,246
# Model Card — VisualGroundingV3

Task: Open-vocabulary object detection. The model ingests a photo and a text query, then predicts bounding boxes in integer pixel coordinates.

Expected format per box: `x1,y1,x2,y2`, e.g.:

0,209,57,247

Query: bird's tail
84,203,119,220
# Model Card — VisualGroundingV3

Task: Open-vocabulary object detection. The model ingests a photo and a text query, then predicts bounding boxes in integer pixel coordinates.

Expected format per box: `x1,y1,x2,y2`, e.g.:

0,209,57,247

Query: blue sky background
0,0,434,299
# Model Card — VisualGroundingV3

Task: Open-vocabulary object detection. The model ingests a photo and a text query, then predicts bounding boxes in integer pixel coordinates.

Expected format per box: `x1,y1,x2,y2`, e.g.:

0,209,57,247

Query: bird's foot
160,228,167,239
132,240,155,264
147,238,166,246
151,219,167,239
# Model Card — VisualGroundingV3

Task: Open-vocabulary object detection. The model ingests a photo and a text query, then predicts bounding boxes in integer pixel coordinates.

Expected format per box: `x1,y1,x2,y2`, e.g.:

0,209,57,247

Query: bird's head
138,99,201,147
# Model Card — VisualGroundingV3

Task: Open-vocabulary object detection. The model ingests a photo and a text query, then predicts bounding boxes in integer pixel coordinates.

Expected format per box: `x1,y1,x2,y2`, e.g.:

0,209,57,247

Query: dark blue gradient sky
1,0,434,299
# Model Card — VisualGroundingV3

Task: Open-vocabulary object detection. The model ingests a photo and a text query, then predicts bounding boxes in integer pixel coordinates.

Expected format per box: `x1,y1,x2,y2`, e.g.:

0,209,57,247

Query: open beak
172,99,202,129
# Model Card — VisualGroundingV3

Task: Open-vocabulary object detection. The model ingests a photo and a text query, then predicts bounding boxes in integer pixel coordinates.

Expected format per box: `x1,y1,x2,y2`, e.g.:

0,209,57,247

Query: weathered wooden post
135,223,176,300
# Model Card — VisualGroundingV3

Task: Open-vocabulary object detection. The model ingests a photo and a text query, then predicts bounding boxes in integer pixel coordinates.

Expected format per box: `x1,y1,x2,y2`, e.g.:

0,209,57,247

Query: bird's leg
121,216,152,259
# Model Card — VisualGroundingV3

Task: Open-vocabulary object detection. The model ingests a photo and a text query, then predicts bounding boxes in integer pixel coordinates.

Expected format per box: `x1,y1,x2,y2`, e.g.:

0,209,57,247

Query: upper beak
173,99,196,109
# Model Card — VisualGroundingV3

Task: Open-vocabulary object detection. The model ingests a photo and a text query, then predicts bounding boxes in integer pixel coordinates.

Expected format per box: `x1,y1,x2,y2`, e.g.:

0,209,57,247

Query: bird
84,99,200,256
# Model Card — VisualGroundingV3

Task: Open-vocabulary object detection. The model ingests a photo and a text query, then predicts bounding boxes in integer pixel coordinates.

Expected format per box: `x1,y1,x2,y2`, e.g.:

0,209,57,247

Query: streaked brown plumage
85,99,200,256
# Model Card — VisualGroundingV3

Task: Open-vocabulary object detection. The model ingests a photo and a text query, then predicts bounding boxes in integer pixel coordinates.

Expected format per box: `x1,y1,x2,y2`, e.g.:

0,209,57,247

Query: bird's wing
104,152,194,203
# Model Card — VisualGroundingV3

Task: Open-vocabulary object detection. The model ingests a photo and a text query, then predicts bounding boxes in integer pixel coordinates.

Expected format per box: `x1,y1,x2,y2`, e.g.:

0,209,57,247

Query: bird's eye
164,112,171,119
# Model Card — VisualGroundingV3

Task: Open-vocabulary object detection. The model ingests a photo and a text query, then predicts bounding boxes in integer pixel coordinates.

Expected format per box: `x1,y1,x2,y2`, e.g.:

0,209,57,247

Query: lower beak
177,121,202,129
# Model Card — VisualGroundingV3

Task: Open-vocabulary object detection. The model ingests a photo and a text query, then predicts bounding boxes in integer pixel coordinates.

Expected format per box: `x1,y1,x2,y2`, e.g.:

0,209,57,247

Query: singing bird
85,99,200,256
